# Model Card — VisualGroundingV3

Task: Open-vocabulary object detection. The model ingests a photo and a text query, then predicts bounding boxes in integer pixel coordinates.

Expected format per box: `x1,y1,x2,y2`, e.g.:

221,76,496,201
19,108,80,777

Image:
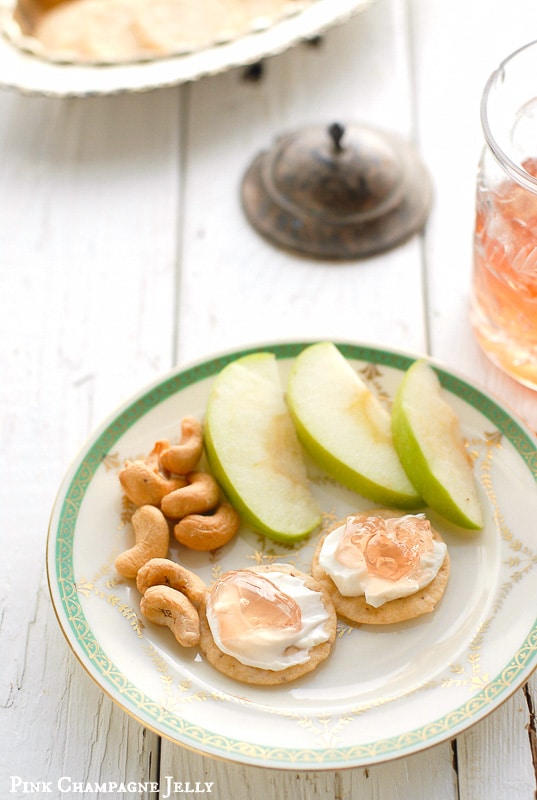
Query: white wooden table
2,0,537,797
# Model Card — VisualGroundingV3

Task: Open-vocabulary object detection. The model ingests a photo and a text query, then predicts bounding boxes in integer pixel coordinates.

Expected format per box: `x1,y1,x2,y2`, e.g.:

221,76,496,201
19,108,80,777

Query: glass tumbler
470,40,537,390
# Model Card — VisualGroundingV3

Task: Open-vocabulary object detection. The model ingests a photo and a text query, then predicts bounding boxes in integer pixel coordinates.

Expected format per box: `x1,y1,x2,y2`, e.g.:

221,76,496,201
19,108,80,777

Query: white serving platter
0,0,373,96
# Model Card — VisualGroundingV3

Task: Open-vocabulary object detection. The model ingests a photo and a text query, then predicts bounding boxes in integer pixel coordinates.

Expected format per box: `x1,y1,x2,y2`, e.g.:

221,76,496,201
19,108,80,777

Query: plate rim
46,338,537,770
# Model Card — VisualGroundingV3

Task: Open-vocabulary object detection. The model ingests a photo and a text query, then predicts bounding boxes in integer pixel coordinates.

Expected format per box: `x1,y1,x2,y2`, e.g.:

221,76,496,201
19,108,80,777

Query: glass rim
481,38,537,193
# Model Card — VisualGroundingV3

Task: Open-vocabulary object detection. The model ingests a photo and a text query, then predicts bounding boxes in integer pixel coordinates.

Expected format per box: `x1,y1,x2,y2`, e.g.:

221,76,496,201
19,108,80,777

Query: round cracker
198,564,337,686
311,509,450,626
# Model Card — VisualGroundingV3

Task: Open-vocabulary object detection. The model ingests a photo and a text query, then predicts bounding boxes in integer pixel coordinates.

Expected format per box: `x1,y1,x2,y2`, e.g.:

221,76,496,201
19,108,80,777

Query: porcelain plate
47,341,537,769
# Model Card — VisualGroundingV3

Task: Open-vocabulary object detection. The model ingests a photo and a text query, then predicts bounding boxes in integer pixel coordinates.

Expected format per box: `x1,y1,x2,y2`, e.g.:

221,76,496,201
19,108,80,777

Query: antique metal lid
240,122,432,259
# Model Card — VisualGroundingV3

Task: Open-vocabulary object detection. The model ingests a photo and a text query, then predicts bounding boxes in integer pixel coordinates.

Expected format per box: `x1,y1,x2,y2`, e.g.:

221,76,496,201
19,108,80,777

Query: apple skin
286,342,422,510
204,352,322,543
391,359,483,530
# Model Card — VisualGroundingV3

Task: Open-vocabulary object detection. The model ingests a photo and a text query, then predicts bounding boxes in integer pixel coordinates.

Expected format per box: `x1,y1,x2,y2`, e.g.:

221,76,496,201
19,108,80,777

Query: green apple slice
204,352,322,543
391,359,483,529
286,342,421,508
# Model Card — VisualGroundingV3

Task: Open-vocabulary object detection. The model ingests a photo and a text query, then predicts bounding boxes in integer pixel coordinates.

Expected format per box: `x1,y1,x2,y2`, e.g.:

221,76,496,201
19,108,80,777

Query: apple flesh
204,352,322,543
286,342,422,509
391,359,483,529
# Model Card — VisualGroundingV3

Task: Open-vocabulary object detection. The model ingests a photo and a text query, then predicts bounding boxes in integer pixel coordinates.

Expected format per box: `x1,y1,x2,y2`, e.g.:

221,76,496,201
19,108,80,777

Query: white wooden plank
0,86,184,794
176,0,429,368
457,691,535,800
164,740,456,799
412,1,537,797
410,0,537,430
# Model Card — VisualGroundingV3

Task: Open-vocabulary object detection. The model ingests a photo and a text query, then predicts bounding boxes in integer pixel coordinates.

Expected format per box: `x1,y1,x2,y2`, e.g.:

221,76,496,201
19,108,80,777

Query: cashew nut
115,505,170,578
136,557,207,609
145,439,172,472
159,417,204,475
160,471,220,519
173,501,241,552
119,460,186,507
140,585,200,647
